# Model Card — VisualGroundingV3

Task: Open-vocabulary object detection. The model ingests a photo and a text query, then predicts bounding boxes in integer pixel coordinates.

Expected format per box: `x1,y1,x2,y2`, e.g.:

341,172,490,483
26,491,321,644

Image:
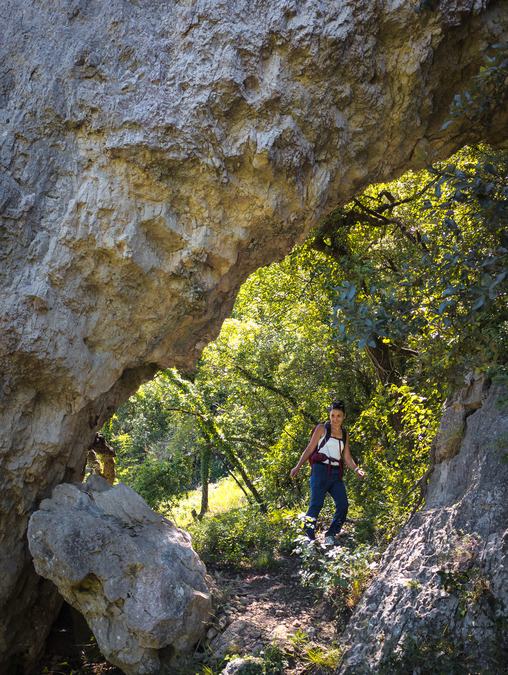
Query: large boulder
2,0,508,670
338,376,508,673
28,476,211,675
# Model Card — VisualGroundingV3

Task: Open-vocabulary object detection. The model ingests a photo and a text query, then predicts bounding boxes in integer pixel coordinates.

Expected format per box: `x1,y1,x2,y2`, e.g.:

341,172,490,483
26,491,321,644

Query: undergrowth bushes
188,504,296,569
206,636,342,675
293,534,378,621
187,491,378,625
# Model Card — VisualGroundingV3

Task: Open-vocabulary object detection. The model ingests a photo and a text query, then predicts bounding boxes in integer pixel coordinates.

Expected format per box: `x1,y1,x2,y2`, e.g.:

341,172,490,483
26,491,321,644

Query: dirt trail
200,554,341,672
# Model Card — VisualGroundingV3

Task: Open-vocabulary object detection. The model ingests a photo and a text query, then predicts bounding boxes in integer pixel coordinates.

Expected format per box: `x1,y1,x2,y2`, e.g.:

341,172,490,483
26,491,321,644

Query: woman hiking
290,401,365,545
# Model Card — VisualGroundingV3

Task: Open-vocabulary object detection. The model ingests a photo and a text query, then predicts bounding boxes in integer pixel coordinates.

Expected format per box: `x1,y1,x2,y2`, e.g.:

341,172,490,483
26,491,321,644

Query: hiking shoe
324,536,335,546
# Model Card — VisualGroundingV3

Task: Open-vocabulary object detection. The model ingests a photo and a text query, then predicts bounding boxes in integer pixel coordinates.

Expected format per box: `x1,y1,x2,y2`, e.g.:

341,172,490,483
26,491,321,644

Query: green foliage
293,537,378,617
101,372,225,503
443,43,508,131
302,645,342,671
210,639,342,675
257,644,290,674
192,249,371,509
325,145,508,388
288,630,343,673
189,505,296,569
103,377,185,463
125,456,190,510
348,383,439,542
259,414,313,505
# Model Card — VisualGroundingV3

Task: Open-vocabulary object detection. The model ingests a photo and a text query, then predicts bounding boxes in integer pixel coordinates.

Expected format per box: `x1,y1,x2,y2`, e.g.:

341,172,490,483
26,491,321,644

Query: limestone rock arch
1,0,508,670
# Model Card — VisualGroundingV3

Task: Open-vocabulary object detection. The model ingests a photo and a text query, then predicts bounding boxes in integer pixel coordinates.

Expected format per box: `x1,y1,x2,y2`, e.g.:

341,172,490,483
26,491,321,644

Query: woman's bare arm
290,424,325,478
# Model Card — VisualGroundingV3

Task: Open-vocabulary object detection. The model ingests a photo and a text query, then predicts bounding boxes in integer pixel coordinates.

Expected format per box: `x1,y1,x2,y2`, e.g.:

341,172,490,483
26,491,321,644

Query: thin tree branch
229,435,271,450
233,365,319,425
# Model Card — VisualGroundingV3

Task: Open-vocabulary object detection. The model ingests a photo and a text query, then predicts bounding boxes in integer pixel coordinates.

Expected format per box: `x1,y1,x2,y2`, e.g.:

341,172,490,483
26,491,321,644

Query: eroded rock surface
28,475,211,675
338,377,508,673
2,0,508,670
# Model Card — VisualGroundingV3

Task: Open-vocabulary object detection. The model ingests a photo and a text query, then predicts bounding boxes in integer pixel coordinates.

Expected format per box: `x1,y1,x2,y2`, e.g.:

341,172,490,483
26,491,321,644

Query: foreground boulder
338,376,508,673
28,476,211,675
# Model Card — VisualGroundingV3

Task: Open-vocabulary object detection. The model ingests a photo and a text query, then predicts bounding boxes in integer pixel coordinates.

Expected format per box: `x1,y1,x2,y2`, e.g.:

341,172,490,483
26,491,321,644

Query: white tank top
318,435,344,464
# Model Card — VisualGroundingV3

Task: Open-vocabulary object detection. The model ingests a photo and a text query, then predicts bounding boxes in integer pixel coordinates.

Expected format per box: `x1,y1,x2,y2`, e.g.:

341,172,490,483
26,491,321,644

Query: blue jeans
305,463,348,539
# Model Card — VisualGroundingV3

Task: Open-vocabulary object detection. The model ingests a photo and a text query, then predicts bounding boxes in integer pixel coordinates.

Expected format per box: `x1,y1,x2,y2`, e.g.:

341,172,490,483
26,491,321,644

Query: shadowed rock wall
1,0,508,670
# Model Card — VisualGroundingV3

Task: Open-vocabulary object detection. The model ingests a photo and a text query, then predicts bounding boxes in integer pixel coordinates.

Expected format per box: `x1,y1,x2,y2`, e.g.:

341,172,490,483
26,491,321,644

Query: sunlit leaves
319,145,508,385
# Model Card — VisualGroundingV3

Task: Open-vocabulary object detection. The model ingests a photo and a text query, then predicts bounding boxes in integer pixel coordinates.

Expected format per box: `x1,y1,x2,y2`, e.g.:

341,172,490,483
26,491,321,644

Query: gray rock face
210,618,265,661
2,0,508,670
432,373,489,464
28,475,211,675
338,377,508,673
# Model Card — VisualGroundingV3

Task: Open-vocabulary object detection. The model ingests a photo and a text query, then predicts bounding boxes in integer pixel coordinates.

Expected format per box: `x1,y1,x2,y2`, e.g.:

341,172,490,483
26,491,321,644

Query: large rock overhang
1,0,508,670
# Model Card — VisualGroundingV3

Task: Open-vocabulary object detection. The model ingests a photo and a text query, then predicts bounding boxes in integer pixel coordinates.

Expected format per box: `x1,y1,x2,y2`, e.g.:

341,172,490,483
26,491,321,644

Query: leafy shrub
293,537,378,615
347,383,439,543
127,456,190,510
189,505,296,568
259,414,314,507
258,644,290,674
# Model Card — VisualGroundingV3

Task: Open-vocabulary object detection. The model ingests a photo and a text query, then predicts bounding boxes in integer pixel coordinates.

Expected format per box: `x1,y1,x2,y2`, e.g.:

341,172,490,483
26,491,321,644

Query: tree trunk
198,445,211,520
97,453,116,485
218,442,267,513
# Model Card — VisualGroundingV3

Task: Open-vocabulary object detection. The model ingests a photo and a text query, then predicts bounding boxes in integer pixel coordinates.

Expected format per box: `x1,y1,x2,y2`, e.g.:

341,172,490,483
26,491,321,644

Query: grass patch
159,476,247,528
158,477,300,570
288,630,343,673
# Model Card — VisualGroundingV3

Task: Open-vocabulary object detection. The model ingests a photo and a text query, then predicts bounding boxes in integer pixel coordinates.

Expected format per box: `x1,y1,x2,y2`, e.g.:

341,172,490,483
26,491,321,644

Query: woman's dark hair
328,400,346,414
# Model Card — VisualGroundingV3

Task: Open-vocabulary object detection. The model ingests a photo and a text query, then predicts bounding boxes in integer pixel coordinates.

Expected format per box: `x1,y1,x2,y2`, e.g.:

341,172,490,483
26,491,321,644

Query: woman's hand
355,467,366,479
290,424,324,480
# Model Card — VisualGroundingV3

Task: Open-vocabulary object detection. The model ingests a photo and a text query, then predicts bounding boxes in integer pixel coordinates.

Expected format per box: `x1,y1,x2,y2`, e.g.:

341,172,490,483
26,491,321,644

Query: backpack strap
317,421,331,451
309,422,331,465
309,425,347,466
